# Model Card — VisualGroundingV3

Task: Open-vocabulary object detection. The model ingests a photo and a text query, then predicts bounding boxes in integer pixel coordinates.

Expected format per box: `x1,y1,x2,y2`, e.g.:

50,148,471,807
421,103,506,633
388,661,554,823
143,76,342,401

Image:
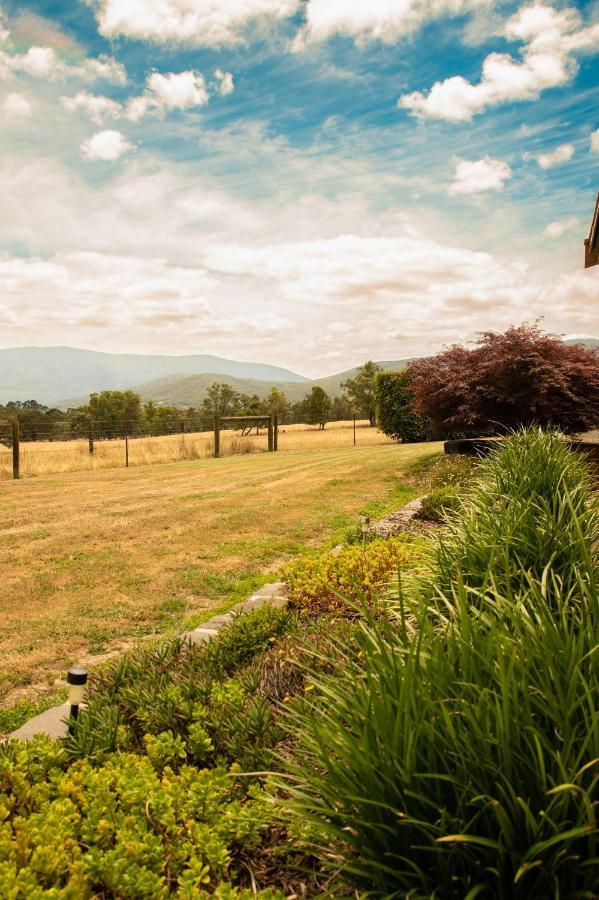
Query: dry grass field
0,435,441,706
0,420,386,479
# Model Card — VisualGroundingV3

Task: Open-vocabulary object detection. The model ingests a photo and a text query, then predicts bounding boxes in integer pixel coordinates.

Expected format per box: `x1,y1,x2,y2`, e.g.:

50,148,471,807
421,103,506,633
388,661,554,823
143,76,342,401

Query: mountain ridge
0,346,308,406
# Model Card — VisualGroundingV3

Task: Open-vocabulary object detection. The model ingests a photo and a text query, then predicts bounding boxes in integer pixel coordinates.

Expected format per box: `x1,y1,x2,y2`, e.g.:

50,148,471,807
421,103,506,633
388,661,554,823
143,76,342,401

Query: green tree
201,383,241,418
75,390,142,437
375,371,432,443
305,386,332,429
264,387,289,420
342,361,382,426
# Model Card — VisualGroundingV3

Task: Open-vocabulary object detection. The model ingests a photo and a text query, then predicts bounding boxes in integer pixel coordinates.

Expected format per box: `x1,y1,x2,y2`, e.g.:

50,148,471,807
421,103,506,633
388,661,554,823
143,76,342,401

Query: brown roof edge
584,192,599,268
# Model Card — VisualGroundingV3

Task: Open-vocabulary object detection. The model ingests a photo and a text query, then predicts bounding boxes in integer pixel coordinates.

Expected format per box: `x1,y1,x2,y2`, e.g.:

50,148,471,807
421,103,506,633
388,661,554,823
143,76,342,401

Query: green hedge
375,371,432,443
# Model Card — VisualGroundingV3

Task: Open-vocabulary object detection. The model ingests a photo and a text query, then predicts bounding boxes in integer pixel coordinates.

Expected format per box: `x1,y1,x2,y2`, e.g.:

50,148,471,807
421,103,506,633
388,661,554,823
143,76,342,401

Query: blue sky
0,0,597,376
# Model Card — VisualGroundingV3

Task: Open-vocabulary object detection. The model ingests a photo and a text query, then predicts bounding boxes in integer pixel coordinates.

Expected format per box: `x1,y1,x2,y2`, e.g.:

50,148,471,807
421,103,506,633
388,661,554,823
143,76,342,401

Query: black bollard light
67,666,88,724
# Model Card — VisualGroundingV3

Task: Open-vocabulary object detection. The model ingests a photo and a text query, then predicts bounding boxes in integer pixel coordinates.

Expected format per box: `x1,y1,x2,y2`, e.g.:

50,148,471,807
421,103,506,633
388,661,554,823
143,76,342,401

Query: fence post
273,414,278,451
11,419,19,480
214,416,220,458
353,416,356,446
124,423,129,468
88,421,94,455
267,416,274,452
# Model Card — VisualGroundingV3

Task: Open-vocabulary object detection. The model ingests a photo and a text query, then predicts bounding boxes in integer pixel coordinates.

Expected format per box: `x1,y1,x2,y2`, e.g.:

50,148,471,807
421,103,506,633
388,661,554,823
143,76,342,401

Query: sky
0,0,597,377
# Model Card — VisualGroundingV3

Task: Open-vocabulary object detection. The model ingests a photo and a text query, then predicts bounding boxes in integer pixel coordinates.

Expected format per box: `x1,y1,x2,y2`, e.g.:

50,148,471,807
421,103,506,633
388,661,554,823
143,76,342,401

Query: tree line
6,325,588,446
0,362,383,442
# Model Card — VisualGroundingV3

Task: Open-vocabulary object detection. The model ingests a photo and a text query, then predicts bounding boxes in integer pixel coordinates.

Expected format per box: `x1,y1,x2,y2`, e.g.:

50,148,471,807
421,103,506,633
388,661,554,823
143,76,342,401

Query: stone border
7,581,287,743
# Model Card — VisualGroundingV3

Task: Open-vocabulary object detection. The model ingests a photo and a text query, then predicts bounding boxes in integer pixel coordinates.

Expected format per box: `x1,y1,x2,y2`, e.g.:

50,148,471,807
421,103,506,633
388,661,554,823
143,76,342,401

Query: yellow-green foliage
283,537,422,615
0,737,282,898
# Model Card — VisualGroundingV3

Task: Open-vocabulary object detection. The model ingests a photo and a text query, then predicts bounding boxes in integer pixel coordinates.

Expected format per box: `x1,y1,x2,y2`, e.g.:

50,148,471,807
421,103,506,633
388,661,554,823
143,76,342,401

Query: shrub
282,537,423,615
282,429,599,897
0,737,281,897
375,371,432,442
419,484,461,521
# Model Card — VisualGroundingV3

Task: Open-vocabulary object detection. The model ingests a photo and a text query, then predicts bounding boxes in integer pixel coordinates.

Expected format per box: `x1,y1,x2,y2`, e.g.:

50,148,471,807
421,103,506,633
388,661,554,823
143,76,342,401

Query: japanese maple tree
408,324,599,436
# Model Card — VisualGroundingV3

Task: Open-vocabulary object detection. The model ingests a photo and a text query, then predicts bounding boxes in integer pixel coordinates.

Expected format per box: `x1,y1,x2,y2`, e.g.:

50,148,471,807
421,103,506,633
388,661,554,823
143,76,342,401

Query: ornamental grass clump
428,428,598,605
282,429,599,898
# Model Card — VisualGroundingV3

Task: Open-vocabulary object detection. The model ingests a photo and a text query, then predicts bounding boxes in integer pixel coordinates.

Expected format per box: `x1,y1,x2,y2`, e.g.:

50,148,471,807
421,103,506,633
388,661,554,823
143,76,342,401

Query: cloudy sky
0,0,597,376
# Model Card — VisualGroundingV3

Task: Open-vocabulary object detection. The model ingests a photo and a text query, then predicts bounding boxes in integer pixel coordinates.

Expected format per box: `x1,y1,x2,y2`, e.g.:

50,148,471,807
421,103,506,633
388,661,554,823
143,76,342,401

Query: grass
0,435,439,705
0,689,67,737
0,419,386,479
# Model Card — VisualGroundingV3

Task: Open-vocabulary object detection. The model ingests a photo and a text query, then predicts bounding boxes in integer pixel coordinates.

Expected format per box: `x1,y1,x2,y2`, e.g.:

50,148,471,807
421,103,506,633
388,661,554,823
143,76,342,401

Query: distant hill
566,338,599,348
73,359,412,410
0,347,308,406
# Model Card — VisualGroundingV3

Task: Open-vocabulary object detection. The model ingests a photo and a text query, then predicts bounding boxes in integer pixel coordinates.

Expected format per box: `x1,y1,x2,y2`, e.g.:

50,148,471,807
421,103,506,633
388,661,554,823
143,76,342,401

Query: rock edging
7,581,287,743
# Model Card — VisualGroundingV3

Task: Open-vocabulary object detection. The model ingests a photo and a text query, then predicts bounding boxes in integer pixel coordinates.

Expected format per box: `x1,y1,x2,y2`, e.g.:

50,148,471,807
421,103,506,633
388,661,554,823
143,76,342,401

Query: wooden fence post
124,423,129,468
267,417,274,452
273,414,278,451
12,419,19,480
214,416,221,458
353,416,356,446
88,421,94,455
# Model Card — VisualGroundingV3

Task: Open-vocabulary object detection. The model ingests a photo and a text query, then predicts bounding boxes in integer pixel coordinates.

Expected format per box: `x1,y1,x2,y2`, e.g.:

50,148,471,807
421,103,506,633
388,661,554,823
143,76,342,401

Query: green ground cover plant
66,606,296,769
0,738,281,898
282,430,599,898
282,536,424,615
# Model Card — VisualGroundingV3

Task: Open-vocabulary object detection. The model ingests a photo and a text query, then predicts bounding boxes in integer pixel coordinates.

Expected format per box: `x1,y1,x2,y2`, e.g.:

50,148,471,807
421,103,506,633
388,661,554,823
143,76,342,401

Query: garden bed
1,430,597,896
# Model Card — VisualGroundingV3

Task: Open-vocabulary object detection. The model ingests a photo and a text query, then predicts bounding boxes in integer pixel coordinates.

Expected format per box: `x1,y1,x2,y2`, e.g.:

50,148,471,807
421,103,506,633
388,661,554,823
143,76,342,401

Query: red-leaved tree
408,324,599,436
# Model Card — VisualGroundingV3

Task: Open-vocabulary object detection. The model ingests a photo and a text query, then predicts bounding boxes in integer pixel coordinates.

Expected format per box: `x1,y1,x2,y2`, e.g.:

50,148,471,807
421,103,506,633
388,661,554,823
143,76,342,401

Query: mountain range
0,342,596,409
0,347,308,407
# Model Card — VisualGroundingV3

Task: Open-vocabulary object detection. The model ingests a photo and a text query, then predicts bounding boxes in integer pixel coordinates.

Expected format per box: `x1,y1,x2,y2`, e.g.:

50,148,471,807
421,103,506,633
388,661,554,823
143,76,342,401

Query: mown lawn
0,440,440,704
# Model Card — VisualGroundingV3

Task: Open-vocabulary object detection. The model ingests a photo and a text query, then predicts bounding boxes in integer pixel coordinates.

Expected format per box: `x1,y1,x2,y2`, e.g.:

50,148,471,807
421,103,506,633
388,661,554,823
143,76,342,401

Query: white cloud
146,70,208,109
449,156,512,195
0,44,126,83
295,0,491,47
80,130,134,162
92,0,299,46
215,68,234,96
61,91,122,124
532,142,575,169
1,91,31,117
399,3,599,121
591,129,599,153
544,216,580,238
125,70,209,120
0,148,596,372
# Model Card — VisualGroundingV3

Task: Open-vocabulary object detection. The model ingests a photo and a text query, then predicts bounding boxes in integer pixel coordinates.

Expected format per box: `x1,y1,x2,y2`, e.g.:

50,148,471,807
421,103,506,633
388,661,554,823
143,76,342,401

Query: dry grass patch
0,439,439,703
0,420,386,479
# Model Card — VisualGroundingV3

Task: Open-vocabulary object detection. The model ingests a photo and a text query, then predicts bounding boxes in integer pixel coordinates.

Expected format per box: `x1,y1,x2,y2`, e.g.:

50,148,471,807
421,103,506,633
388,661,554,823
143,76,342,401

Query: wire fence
0,416,367,480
